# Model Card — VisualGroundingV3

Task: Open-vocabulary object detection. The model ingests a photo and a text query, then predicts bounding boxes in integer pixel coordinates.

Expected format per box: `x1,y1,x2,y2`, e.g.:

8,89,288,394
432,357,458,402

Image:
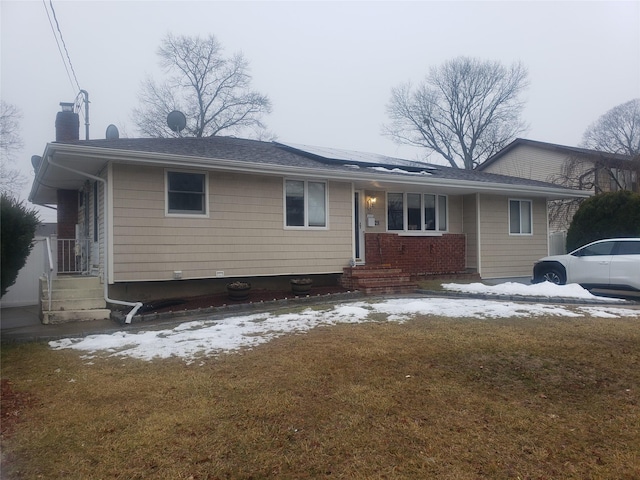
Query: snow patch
441,281,621,300
49,287,638,363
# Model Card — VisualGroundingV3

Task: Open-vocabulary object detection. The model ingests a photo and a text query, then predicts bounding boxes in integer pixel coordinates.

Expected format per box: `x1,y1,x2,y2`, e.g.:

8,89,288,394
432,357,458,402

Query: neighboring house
28,106,589,321
478,138,639,235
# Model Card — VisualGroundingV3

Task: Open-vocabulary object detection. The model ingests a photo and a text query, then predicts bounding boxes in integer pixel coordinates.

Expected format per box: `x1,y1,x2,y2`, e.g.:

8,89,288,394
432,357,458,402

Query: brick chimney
55,102,80,141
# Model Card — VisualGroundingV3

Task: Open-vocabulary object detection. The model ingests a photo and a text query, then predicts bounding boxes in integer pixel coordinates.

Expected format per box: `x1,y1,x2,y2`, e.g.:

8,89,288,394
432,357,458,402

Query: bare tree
0,101,26,196
550,150,640,228
133,33,272,138
548,100,640,230
548,153,608,230
384,57,529,169
582,98,640,156
554,99,640,193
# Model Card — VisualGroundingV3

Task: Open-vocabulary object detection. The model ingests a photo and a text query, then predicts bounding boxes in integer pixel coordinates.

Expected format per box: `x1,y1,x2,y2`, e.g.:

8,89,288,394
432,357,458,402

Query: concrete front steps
40,275,111,324
340,266,418,294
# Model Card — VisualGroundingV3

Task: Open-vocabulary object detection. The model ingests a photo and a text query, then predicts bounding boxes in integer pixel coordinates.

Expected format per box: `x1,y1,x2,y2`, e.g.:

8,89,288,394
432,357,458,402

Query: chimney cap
59,102,74,112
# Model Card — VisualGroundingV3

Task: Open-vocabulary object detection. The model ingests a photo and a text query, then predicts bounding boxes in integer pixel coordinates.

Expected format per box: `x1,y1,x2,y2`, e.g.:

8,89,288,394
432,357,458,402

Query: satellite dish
105,124,120,139
31,155,42,172
167,110,187,133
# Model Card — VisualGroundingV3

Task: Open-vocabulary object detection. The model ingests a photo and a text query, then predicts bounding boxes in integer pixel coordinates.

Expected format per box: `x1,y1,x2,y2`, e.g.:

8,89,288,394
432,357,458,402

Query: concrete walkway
1,304,122,343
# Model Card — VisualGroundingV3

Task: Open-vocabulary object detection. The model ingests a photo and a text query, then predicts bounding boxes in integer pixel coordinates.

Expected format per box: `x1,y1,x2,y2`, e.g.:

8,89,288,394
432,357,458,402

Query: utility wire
42,0,77,96
42,0,86,124
42,0,89,131
48,0,82,92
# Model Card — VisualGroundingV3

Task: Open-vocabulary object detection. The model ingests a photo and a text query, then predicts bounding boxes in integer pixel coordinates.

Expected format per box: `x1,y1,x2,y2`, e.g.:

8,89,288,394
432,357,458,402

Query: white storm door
354,191,365,264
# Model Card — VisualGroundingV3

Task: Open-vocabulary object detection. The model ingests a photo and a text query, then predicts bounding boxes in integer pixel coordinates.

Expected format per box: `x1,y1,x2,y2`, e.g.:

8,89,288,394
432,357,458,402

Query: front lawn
2,309,639,479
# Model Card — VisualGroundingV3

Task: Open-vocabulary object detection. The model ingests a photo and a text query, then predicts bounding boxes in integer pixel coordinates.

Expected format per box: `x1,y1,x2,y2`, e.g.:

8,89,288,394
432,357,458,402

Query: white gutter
46,155,143,323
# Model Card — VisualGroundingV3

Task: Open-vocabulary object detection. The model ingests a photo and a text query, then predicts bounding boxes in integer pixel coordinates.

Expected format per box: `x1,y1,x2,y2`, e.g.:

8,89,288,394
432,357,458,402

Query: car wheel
541,267,565,285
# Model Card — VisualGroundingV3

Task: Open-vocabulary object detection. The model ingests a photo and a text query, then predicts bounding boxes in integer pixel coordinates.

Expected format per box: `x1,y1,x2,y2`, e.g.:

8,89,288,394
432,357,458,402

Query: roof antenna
75,90,90,139
167,110,186,137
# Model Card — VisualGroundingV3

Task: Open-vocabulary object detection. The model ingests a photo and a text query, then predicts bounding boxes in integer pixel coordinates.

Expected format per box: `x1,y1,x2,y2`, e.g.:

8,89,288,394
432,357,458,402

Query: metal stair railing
45,237,54,312
57,238,91,274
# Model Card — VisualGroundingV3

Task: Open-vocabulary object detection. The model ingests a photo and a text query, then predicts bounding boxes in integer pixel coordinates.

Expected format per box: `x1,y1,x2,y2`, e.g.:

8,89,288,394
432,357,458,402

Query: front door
354,191,365,264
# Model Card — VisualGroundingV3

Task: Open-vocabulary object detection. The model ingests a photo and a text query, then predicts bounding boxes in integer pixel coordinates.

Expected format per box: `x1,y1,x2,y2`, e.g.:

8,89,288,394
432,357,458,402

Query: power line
42,0,82,94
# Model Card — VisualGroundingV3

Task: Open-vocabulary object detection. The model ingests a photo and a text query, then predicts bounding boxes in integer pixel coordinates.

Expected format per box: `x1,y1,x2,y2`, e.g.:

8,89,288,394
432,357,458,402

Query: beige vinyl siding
482,144,596,236
364,189,385,233
96,177,105,279
462,194,478,270
111,164,352,282
478,194,547,278
481,145,568,183
447,195,463,234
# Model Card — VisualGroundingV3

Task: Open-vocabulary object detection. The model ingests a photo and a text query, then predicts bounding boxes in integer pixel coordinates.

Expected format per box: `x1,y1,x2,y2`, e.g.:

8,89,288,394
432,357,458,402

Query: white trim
476,193,482,277
508,198,533,236
354,187,366,264
438,194,448,232
397,232,444,237
546,201,551,256
283,178,329,230
385,191,449,233
107,163,114,284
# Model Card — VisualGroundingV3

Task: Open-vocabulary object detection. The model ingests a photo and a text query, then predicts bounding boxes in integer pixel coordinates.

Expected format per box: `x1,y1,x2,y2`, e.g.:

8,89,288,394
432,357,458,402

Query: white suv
532,238,640,291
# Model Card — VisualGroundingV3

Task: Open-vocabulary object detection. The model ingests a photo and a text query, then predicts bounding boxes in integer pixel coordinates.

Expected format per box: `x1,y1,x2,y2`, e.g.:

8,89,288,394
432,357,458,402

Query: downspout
476,193,482,278
47,156,143,323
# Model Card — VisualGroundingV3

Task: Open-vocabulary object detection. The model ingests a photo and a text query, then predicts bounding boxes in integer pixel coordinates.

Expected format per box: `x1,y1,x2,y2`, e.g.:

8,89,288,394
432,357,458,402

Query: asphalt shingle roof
54,136,582,190
479,138,634,171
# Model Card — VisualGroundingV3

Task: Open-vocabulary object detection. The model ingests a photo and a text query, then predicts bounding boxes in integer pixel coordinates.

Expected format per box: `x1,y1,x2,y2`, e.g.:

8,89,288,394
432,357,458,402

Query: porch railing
57,238,92,274
44,237,54,311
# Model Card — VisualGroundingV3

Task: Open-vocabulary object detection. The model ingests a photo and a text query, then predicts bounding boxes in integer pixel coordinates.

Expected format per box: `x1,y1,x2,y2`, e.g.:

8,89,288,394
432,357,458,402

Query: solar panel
276,142,438,173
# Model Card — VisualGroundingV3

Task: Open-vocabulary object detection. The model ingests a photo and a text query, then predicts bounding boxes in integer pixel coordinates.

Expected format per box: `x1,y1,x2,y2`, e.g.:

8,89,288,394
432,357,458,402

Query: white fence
1,237,48,307
549,231,567,256
1,237,92,308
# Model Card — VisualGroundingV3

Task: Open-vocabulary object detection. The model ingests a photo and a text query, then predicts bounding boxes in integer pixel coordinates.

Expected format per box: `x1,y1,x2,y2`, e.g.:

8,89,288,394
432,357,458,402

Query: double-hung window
166,170,207,215
387,193,447,232
509,199,532,235
285,179,327,228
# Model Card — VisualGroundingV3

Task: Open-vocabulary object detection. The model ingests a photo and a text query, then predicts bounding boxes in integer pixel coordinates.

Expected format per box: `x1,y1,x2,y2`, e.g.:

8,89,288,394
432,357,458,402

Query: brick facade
364,233,466,275
56,190,78,239
56,190,79,272
55,109,80,142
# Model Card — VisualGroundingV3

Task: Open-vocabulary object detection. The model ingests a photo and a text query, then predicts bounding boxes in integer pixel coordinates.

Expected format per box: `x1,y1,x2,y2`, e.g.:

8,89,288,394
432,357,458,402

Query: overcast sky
2,1,639,220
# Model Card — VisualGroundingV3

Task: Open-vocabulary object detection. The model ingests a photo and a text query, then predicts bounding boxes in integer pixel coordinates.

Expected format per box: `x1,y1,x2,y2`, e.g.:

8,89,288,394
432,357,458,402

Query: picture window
387,193,448,232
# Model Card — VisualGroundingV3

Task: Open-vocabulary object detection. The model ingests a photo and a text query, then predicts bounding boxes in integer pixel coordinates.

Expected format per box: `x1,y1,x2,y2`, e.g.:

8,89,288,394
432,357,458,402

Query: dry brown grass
2,311,640,479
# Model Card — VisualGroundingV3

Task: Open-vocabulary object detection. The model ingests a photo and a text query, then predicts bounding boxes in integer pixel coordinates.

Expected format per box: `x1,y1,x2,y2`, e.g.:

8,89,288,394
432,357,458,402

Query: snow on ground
49,282,639,363
441,281,624,300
